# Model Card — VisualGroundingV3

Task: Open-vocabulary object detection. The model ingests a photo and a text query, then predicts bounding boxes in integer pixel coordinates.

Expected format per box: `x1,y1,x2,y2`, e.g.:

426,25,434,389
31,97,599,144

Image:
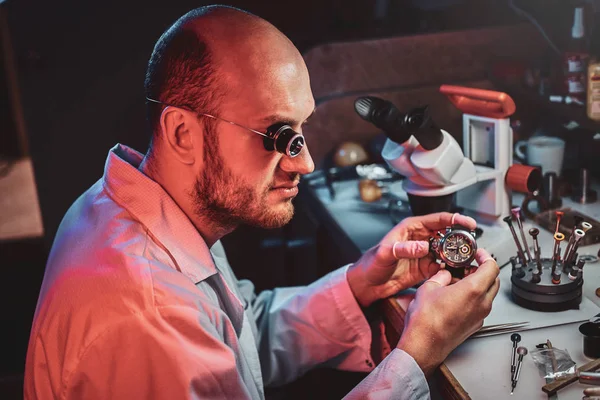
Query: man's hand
347,212,476,308
584,386,600,398
396,249,500,376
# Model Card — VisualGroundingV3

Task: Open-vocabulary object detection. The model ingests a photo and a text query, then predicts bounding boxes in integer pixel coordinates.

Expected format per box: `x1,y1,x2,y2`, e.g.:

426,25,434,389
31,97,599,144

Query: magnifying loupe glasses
146,97,305,157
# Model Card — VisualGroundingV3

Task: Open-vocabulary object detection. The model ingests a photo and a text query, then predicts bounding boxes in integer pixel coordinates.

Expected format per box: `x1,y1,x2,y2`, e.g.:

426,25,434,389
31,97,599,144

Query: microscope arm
408,130,476,187
440,85,516,119
381,136,420,178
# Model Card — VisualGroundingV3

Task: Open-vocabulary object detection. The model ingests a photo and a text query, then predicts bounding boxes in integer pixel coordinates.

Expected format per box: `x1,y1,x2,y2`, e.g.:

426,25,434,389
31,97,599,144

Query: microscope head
354,96,477,216
354,97,411,145
354,97,444,150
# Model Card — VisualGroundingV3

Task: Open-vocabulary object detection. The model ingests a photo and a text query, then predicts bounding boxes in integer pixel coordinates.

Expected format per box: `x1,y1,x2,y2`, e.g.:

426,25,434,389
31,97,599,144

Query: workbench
299,175,600,399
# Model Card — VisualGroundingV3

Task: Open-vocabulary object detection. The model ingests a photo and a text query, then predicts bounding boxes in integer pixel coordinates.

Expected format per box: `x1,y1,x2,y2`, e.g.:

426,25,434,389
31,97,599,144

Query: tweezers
474,321,529,335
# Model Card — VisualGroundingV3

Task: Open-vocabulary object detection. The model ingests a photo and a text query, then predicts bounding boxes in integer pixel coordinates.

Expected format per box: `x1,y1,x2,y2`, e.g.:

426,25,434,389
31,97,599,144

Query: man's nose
279,144,315,175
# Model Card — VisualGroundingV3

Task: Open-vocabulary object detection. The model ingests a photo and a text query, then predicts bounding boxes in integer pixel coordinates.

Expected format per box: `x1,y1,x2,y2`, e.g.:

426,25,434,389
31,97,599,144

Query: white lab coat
24,144,430,399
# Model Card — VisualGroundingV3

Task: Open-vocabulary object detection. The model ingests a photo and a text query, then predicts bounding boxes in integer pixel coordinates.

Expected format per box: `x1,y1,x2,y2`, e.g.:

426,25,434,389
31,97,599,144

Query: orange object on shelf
440,84,516,119
332,141,369,167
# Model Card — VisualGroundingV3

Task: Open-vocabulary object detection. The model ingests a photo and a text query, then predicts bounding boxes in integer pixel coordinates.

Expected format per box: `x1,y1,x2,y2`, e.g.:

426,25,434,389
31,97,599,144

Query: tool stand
511,258,585,312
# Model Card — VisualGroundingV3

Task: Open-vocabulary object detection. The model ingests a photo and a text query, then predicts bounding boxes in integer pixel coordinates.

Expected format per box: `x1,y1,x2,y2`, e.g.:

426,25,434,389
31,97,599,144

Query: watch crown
429,236,440,254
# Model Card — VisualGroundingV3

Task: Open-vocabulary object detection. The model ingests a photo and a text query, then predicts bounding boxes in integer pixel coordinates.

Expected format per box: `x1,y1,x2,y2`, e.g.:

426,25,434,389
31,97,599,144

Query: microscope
355,85,540,268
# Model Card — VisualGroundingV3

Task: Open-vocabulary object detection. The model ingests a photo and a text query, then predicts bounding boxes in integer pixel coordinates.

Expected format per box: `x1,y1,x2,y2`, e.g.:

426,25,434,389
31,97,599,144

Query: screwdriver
512,207,532,263
511,346,528,395
504,216,527,266
579,371,600,385
510,333,521,380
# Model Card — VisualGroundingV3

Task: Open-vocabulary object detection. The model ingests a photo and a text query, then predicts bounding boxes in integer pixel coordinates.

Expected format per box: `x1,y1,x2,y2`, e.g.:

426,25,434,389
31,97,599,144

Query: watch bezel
437,227,477,268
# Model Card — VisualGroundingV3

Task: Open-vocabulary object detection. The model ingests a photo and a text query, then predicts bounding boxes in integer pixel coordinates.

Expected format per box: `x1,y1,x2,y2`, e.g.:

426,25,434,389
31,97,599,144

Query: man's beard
191,129,296,230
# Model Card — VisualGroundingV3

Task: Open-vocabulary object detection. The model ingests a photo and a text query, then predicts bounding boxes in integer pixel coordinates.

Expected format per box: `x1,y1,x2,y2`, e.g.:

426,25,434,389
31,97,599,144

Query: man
24,5,500,399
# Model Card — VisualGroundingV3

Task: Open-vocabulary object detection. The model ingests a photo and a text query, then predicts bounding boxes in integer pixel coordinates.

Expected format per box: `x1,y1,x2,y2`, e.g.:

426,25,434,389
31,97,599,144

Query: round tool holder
505,209,589,313
511,258,584,312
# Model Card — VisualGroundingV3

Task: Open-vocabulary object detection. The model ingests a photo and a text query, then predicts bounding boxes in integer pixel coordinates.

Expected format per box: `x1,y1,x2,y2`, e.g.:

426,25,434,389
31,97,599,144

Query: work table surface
301,176,600,400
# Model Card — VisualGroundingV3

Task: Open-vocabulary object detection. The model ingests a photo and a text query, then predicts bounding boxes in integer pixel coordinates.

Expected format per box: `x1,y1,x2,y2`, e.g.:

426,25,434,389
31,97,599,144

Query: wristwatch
429,225,478,268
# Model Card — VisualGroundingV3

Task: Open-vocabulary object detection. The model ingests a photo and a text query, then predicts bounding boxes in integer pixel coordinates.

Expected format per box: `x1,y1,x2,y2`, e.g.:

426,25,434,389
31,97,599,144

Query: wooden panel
0,158,44,240
304,23,546,101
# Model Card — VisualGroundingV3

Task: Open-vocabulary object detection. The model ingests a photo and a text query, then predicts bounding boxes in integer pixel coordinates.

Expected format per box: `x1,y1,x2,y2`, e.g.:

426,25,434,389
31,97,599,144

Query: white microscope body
376,85,518,267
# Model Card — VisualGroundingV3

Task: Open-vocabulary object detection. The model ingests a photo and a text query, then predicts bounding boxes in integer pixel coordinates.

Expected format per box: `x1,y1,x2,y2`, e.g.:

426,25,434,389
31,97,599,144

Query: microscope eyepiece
354,96,411,144
404,107,426,132
403,106,443,150
354,97,444,150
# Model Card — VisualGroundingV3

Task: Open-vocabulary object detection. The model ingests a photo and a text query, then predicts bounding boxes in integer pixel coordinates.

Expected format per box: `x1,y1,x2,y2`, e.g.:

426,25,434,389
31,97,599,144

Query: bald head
141,6,315,239
144,5,305,146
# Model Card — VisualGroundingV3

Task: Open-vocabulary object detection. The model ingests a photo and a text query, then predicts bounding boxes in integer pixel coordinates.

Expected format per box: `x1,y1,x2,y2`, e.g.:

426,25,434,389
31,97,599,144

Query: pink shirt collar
102,143,217,283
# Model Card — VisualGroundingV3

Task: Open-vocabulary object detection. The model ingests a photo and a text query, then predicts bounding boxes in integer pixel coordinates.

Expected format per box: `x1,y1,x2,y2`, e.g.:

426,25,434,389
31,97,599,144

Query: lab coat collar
102,144,217,284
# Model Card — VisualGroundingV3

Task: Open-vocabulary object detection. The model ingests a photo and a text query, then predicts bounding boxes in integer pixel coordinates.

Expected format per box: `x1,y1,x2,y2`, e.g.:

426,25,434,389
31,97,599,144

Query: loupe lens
274,128,304,157
288,136,304,157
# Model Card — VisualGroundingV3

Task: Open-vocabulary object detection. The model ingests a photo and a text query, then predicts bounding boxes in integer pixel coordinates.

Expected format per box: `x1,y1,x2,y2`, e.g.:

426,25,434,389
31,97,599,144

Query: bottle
564,7,589,102
587,11,600,121
587,64,600,121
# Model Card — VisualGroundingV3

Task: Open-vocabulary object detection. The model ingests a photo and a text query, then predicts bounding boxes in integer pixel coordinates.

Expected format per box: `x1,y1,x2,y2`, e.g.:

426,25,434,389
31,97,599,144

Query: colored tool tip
517,346,528,355
503,216,512,223
574,229,585,238
511,208,521,216
554,232,565,241
556,211,564,217
529,228,539,236
582,222,592,231
511,333,521,343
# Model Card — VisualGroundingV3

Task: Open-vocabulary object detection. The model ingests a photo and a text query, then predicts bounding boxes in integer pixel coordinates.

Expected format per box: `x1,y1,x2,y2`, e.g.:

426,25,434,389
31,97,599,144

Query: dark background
1,0,596,398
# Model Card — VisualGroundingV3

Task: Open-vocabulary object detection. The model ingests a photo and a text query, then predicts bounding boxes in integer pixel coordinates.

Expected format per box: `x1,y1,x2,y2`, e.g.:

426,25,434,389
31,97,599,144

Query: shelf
491,79,600,132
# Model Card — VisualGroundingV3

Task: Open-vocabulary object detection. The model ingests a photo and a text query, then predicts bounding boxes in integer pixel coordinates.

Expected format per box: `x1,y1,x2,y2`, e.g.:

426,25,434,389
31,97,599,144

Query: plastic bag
530,347,576,380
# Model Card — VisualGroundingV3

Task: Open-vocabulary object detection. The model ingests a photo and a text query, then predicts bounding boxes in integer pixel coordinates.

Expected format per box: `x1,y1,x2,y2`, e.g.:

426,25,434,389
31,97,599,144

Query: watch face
440,230,476,267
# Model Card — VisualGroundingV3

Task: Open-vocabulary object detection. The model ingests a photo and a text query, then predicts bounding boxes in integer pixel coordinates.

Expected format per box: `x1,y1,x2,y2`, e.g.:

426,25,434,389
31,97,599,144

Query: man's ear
159,106,201,165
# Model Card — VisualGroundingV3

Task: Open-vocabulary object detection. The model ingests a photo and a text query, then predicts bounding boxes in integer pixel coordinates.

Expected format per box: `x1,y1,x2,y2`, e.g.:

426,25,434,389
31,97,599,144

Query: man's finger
412,212,477,231
482,276,501,308
584,387,600,396
451,213,477,230
418,269,452,293
461,250,500,290
392,240,430,259
475,248,495,266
